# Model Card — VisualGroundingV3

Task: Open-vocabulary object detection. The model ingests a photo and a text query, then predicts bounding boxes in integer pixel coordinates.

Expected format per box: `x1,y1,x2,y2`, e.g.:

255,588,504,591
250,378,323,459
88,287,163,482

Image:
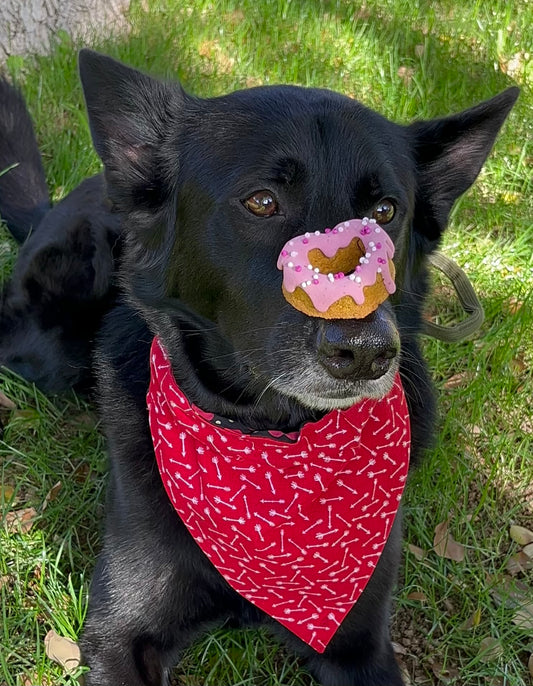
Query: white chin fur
276,363,399,412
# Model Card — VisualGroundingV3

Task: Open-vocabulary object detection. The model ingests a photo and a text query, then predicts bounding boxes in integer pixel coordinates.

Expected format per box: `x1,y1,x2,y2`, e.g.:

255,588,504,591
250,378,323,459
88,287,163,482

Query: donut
276,218,396,319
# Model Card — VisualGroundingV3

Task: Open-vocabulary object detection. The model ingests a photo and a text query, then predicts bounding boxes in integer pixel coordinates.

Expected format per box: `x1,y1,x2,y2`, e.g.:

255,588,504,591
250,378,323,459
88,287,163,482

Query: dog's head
79,50,517,427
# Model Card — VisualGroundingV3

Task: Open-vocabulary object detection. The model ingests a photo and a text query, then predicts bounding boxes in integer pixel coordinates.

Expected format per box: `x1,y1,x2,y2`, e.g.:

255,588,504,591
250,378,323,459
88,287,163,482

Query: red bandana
147,337,410,652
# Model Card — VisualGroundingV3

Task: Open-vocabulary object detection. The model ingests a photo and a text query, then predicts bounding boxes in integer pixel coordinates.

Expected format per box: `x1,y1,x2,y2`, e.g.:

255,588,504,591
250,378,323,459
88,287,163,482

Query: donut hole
308,238,366,276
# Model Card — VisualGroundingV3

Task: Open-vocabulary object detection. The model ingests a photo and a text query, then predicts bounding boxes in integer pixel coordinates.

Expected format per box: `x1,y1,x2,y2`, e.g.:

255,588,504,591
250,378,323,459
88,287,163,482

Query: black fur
0,77,50,242
0,77,121,392
0,54,518,684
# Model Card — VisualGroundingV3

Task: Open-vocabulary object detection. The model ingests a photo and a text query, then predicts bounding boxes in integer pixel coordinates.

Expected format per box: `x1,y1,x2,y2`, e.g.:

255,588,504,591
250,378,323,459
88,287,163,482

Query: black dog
1,53,518,684
0,77,121,393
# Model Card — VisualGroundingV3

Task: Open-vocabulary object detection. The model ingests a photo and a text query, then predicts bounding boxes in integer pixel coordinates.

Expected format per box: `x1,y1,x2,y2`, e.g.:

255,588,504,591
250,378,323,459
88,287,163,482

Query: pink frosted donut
277,218,396,319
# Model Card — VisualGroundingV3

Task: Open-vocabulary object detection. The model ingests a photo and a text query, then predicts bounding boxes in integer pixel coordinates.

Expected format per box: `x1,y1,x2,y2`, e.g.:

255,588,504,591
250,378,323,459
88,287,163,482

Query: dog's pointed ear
78,49,183,210
409,87,519,247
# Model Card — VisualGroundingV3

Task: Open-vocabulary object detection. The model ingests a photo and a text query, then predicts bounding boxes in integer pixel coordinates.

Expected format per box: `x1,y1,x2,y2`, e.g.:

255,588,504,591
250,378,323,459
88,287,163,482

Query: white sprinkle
355,276,362,283
369,218,376,224
327,273,335,282
365,253,371,258
315,231,320,235
291,251,298,257
364,258,369,264
314,267,320,273
338,226,344,232
359,257,365,264
375,227,381,233
344,221,350,227
307,264,313,270
288,261,294,268
372,246,377,251
305,232,310,238
306,280,312,286
349,274,356,281
377,267,382,273
301,281,307,288
362,217,369,225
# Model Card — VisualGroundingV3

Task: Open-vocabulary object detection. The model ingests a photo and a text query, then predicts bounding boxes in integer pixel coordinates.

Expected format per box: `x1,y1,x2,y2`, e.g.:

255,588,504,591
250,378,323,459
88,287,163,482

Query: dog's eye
372,200,396,224
243,191,278,217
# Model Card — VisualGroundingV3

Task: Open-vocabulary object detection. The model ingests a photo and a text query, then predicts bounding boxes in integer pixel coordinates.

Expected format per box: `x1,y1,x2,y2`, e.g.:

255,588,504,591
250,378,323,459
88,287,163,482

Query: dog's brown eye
372,200,396,225
243,191,278,217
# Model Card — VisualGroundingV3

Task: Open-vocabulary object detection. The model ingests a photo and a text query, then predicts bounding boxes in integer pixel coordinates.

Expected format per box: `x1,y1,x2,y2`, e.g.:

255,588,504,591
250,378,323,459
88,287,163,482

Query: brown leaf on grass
461,607,482,630
406,591,427,602
523,543,533,559
433,519,466,562
41,481,62,511
510,524,533,546
490,576,530,608
44,630,81,674
0,390,16,410
407,543,426,560
506,551,533,576
478,636,503,662
5,507,38,534
1,484,15,502
443,372,472,389
512,604,533,632
430,661,460,682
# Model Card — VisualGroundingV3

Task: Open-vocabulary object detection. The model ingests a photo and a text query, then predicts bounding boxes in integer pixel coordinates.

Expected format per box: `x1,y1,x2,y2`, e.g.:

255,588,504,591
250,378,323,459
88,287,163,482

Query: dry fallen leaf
510,525,533,546
406,591,427,602
443,372,472,389
44,630,81,674
0,390,16,410
5,507,38,534
431,661,460,682
407,543,426,560
433,519,466,562
1,484,15,502
478,636,503,662
461,607,482,630
506,552,533,576
41,481,62,512
523,543,533,559
512,603,533,632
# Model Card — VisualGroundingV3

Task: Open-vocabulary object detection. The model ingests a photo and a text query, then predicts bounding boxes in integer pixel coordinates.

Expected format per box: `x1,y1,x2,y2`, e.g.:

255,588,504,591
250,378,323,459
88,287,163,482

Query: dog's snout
316,312,399,381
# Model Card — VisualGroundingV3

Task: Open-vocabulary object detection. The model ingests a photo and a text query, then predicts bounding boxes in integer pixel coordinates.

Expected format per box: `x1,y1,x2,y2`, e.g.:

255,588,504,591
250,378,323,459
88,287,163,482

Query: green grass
1,0,532,684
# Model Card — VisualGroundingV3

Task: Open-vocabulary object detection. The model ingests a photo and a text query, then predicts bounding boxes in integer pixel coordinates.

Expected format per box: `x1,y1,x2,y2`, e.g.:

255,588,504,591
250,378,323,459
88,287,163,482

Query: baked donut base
282,271,393,319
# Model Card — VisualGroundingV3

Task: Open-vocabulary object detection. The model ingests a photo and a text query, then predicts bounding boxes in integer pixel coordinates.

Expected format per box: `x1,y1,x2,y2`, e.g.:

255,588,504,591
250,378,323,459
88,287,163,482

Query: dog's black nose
316,311,399,381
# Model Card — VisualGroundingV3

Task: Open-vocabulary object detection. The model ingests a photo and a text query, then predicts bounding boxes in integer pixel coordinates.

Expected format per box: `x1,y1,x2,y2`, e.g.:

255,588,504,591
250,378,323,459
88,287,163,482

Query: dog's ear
78,49,183,211
409,87,519,248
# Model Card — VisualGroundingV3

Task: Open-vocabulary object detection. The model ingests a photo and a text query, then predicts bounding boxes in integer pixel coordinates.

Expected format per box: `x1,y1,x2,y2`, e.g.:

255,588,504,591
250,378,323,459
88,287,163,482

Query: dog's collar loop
423,251,485,342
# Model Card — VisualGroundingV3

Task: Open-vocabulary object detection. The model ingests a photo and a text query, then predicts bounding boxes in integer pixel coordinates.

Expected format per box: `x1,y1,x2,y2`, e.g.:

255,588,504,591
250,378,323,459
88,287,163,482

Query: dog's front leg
80,490,231,685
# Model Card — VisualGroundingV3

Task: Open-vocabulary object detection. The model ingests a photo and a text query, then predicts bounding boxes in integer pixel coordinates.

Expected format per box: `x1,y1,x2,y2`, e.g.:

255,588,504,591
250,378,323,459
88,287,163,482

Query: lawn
0,0,532,684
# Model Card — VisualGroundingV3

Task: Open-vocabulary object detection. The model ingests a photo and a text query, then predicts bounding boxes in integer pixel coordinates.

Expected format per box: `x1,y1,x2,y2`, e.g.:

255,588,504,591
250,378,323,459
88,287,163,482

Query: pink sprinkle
325,228,331,233
355,265,362,273
376,242,382,249
360,226,371,236
378,257,386,264
312,277,319,284
295,265,302,272
332,228,338,234
302,238,309,244
334,272,344,280
281,250,288,257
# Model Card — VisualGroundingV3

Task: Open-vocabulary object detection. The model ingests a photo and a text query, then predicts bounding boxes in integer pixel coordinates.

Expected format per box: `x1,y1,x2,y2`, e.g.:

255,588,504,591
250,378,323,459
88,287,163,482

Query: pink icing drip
276,218,395,313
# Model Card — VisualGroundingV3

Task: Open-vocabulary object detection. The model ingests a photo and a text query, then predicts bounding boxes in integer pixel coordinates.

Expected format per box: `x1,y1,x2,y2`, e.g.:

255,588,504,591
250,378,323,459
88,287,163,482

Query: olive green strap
422,251,485,343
